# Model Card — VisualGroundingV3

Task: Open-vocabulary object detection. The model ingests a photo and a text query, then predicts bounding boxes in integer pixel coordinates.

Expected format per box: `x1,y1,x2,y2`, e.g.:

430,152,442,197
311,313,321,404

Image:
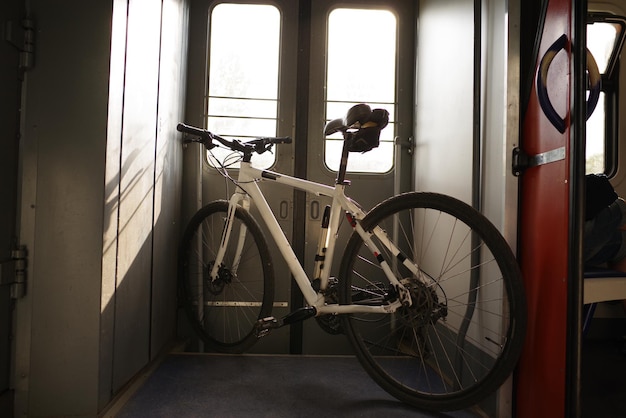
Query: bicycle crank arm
254,306,318,338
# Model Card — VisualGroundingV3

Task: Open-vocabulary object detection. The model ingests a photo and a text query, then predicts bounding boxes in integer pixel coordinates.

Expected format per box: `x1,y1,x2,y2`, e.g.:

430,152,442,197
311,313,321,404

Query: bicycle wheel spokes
340,192,525,411
180,201,274,353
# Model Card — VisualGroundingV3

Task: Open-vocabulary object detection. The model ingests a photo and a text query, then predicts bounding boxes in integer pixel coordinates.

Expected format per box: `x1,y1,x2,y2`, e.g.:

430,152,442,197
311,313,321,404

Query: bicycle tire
338,192,526,411
178,200,275,353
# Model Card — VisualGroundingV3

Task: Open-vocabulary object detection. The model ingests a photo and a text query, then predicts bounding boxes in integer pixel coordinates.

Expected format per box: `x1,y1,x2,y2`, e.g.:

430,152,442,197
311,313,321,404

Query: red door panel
517,0,572,416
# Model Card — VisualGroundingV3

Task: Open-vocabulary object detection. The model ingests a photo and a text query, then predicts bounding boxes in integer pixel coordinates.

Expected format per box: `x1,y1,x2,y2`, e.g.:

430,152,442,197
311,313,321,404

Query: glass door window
586,14,626,174
325,8,397,173
206,3,281,169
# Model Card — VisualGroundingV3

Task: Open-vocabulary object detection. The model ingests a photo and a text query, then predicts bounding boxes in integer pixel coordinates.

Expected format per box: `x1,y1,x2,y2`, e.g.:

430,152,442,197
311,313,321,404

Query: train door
183,0,414,354
184,0,298,354
516,1,626,416
515,0,588,416
300,0,415,354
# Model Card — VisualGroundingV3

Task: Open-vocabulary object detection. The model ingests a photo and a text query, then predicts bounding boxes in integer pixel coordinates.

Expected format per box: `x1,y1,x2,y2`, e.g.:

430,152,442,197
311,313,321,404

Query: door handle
536,34,601,133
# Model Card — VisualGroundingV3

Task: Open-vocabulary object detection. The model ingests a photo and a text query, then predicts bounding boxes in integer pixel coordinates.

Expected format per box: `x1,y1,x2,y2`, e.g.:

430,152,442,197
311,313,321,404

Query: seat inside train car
583,9,626,336
584,268,626,334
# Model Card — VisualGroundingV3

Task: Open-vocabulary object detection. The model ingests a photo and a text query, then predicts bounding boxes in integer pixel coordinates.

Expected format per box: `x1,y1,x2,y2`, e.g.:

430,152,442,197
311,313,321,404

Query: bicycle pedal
254,316,282,338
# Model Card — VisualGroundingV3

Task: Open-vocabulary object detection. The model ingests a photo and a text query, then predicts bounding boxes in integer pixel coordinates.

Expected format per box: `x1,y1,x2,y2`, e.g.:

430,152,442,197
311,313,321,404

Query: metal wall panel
111,0,162,393
414,0,474,203
19,2,112,415
151,0,187,359
104,0,188,399
13,0,188,415
100,0,127,408
415,1,520,415
0,0,23,415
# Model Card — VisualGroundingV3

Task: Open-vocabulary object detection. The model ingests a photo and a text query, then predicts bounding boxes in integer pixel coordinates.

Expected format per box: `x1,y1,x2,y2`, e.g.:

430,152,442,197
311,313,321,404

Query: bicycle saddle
324,103,389,153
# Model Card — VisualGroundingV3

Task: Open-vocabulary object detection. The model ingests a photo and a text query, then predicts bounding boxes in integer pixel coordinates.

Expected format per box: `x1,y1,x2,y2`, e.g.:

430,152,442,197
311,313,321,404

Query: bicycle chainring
315,277,344,335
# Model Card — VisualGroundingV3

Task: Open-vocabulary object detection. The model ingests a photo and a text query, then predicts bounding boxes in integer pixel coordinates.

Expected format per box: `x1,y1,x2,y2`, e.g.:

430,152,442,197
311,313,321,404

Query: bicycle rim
179,201,274,353
339,192,526,412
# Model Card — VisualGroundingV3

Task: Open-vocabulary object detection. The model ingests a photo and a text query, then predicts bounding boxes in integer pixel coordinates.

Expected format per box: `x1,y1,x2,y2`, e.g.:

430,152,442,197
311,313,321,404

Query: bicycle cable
207,145,263,189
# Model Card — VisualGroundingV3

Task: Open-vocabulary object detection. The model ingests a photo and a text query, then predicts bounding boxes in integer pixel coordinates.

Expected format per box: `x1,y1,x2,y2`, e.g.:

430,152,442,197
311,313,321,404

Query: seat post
336,139,350,185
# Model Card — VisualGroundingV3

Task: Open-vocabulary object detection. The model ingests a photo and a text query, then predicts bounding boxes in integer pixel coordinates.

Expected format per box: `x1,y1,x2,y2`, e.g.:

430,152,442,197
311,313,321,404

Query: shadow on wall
98,0,187,409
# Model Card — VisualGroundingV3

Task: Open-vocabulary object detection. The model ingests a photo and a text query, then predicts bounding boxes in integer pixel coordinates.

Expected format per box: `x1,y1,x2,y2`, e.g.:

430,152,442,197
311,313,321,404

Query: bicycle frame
177,116,527,411
211,160,415,316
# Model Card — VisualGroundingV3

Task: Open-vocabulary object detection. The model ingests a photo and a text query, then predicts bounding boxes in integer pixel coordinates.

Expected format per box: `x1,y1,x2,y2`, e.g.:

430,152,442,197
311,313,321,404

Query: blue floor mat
115,353,480,418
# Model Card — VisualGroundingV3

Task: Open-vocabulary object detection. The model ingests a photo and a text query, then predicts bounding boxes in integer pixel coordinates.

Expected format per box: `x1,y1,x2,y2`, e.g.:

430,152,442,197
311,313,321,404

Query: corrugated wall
13,0,188,415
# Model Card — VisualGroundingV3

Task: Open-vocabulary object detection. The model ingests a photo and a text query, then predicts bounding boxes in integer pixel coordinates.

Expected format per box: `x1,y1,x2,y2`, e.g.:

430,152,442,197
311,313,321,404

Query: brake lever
203,138,217,150
254,142,274,155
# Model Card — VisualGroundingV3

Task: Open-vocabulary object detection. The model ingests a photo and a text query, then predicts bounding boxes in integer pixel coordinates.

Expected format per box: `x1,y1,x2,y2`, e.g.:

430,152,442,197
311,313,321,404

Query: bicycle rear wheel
179,200,274,353
339,192,526,411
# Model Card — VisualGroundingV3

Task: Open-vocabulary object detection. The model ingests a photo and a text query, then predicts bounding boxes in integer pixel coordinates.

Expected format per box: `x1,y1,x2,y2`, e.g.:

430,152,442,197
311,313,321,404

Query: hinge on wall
395,136,415,155
0,246,27,299
512,146,566,176
4,18,35,72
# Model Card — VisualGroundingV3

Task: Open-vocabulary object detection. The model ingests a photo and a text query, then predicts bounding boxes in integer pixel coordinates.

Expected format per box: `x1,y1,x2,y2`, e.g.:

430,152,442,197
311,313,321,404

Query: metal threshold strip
195,301,289,307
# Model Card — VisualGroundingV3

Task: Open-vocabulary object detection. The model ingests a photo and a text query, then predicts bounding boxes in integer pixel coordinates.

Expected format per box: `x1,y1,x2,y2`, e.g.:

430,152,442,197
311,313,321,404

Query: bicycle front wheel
179,200,274,353
339,192,526,412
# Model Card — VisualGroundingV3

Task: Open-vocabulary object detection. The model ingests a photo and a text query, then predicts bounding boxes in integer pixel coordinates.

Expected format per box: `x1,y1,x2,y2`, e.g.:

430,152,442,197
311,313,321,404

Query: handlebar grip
275,136,292,144
177,123,207,137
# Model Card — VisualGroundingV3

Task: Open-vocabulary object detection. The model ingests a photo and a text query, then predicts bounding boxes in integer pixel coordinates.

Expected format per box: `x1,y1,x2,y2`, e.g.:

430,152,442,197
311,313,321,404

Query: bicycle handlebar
177,123,209,138
177,123,292,156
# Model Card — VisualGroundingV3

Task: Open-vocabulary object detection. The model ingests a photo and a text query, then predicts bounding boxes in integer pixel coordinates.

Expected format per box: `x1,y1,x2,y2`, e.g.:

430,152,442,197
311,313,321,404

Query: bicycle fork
209,191,250,282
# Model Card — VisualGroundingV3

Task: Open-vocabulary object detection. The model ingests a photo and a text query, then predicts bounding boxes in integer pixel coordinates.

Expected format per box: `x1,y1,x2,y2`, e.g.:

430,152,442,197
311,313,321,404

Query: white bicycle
177,104,526,411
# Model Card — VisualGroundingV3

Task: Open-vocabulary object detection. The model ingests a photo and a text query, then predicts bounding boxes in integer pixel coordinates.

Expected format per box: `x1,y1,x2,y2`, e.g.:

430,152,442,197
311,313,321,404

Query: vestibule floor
581,337,626,417
111,353,480,418
105,336,624,418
